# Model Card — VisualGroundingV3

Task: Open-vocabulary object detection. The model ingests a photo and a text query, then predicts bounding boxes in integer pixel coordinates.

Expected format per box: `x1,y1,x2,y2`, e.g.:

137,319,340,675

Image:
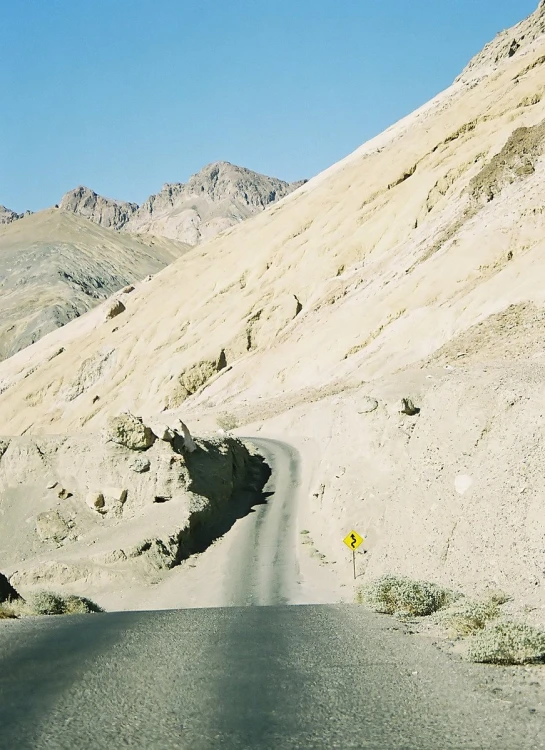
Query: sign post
343,530,364,579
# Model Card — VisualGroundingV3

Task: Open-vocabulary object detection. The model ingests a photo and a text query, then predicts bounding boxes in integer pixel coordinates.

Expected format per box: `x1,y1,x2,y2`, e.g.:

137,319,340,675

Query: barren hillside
1,3,545,618
0,209,188,360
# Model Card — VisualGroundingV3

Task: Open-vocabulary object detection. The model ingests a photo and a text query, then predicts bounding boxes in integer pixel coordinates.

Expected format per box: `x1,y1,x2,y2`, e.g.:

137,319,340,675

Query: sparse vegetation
0,590,103,618
217,412,239,431
359,575,458,617
467,621,545,664
437,597,502,637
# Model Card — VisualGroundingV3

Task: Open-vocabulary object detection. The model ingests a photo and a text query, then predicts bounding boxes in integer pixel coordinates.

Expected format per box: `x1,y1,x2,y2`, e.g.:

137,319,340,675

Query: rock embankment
0,415,268,604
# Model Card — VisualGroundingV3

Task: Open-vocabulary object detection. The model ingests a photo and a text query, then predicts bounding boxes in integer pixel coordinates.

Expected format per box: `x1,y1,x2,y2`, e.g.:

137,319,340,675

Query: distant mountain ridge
59,187,138,230
0,205,31,225
60,161,306,245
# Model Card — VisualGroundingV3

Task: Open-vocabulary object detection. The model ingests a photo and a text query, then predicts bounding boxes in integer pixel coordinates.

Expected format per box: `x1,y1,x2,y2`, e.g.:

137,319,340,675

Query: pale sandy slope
1,4,545,617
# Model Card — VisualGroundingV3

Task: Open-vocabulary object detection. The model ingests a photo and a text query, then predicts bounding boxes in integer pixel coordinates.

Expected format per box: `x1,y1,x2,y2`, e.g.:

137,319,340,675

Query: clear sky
0,0,538,212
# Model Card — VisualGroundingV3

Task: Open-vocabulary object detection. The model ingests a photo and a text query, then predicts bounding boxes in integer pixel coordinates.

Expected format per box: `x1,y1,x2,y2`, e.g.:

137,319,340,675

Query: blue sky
0,0,537,212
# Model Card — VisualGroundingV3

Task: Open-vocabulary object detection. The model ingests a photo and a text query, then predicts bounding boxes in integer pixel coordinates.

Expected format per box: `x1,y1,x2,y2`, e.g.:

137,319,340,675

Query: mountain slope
2,3,545,615
0,209,188,360
60,161,305,245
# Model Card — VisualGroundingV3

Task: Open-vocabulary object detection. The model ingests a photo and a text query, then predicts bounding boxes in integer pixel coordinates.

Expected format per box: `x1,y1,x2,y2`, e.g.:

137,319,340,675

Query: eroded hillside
0,209,188,360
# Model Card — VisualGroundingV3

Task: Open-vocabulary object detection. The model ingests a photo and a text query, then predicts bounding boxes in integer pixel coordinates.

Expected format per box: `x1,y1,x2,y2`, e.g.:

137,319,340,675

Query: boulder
104,487,128,505
36,511,70,543
148,420,176,442
0,572,21,603
105,299,126,320
129,455,151,473
105,413,155,451
86,492,105,511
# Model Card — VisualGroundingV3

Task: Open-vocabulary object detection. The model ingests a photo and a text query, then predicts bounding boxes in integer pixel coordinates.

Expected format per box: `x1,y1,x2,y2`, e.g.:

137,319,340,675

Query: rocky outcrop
0,206,26,225
0,429,268,598
458,0,545,82
105,413,155,451
60,186,137,230
0,573,20,603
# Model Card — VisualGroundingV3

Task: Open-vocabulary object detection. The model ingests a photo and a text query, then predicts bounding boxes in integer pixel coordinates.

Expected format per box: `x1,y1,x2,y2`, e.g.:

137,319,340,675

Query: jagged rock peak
146,161,304,209
0,205,31,225
60,186,138,230
458,1,545,82
124,161,306,244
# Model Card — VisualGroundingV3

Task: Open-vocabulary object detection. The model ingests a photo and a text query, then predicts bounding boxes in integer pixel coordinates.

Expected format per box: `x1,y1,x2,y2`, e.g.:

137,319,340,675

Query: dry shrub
359,575,458,617
437,598,501,637
217,412,239,431
467,621,545,665
0,591,103,617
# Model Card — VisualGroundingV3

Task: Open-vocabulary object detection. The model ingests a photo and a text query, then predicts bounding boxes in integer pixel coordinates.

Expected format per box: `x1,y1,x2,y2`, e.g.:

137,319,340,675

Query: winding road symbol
343,530,364,551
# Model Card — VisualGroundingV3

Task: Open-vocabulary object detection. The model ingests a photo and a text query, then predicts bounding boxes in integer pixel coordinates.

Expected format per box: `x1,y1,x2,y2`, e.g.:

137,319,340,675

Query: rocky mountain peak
59,186,138,230
123,161,305,244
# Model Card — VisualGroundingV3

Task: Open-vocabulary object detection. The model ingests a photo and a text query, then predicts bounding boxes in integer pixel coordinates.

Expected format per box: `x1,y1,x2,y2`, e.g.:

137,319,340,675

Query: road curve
1,437,544,749
223,436,301,606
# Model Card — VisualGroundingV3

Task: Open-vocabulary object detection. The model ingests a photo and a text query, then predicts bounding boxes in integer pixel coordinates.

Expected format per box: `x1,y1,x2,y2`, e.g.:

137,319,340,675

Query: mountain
59,186,138,230
1,3,545,617
60,161,305,245
0,205,30,225
0,208,187,361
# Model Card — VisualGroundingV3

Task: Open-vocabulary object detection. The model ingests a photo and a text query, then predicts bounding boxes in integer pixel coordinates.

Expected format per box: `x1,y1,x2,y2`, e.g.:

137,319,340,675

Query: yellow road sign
343,530,364,550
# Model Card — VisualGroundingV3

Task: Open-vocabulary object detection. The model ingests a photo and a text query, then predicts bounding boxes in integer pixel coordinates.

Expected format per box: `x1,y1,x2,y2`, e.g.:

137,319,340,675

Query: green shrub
438,598,501,637
467,621,545,664
359,575,458,617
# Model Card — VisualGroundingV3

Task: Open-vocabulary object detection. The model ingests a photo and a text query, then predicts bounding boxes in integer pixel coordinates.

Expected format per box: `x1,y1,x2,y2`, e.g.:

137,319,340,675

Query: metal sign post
343,530,364,580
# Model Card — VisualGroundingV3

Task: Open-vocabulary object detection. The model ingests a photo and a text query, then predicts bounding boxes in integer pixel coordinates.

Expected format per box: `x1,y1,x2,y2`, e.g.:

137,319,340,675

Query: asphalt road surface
0,438,544,749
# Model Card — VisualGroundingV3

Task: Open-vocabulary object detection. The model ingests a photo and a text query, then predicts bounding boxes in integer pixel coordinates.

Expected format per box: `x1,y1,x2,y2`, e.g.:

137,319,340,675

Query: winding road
0,438,544,749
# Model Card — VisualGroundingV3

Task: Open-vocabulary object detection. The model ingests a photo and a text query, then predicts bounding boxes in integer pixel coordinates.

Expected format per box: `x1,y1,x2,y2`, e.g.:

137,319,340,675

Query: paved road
224,437,301,606
0,438,544,749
